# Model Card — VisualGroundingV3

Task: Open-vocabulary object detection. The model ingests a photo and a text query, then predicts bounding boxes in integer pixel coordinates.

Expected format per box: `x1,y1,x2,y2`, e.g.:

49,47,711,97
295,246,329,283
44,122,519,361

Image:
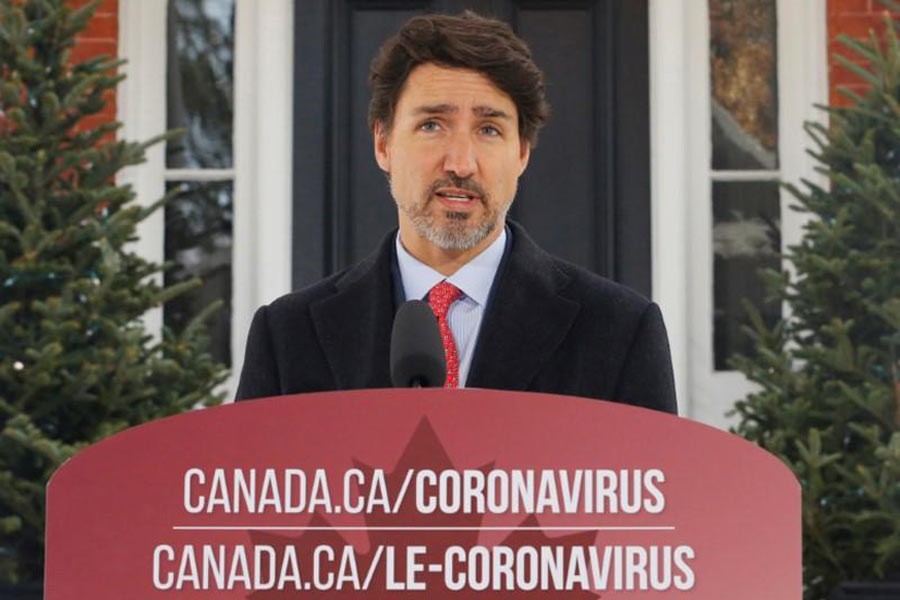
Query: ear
373,121,391,173
518,140,531,175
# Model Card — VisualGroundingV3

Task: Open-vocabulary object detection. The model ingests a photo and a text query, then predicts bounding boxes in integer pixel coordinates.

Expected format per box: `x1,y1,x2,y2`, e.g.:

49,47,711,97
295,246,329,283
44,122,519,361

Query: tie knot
428,281,463,318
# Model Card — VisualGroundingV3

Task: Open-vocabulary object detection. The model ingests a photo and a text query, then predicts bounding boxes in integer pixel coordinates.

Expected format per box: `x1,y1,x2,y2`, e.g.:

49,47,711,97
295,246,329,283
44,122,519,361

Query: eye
418,119,441,132
480,124,501,137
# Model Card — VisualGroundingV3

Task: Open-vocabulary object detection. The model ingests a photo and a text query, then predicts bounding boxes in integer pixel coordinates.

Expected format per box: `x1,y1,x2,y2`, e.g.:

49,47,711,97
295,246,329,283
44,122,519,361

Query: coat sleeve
235,305,281,401
613,302,678,414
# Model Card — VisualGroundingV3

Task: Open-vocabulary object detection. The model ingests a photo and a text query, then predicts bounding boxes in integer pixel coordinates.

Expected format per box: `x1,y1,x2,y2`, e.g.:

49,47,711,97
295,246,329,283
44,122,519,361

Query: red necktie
427,281,463,388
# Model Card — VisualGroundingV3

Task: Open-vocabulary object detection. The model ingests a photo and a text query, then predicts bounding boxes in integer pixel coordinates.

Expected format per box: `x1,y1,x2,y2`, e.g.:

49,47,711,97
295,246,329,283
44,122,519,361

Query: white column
231,0,295,397
649,0,691,415
117,0,167,338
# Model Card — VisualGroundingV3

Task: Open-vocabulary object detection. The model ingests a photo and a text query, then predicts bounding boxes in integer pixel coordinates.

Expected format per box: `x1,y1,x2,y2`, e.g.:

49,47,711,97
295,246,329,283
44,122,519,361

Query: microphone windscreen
390,300,446,388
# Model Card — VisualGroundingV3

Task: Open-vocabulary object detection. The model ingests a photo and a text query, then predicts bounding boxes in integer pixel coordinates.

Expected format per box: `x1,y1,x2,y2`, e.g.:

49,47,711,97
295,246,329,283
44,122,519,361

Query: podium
45,389,800,598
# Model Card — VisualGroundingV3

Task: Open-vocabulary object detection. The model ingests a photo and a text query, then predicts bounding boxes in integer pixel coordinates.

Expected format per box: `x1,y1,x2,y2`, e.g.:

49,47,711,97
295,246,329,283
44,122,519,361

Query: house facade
71,0,898,427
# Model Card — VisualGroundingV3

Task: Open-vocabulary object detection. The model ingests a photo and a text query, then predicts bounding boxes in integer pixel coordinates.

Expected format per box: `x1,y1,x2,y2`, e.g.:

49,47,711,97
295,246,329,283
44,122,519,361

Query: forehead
395,63,518,118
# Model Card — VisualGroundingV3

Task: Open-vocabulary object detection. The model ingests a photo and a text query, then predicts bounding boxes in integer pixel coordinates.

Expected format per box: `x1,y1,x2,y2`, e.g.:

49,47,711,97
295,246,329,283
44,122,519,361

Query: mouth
434,187,481,208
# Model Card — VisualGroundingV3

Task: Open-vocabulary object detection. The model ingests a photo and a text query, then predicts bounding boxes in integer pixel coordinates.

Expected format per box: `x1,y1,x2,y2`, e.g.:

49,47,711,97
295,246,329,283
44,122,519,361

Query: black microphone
390,300,446,388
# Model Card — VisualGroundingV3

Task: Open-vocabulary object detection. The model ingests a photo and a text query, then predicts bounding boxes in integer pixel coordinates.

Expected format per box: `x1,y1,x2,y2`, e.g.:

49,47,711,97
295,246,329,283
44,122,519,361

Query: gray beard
407,209,498,250
390,173,513,251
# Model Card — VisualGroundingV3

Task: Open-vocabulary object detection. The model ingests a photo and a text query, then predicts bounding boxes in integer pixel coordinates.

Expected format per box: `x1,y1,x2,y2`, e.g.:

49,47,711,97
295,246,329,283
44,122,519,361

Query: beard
394,175,512,251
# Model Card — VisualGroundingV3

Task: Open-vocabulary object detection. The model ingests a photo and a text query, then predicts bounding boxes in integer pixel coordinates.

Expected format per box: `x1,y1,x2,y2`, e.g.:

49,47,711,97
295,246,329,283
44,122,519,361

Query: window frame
650,0,829,427
117,0,294,399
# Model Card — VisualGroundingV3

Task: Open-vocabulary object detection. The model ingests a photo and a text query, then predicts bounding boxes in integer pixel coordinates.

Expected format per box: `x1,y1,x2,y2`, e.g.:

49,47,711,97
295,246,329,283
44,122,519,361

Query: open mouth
435,188,480,204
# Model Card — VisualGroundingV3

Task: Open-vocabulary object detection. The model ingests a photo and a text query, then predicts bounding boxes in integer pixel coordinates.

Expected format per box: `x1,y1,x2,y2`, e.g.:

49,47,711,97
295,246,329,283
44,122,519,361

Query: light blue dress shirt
395,229,507,387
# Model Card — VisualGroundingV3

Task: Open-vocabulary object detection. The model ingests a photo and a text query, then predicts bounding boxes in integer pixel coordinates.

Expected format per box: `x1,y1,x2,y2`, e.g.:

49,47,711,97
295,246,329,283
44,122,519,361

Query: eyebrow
412,104,512,120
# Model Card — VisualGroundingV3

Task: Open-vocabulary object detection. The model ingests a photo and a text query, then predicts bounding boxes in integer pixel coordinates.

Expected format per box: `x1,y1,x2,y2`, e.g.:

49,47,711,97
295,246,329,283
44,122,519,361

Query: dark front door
292,0,651,296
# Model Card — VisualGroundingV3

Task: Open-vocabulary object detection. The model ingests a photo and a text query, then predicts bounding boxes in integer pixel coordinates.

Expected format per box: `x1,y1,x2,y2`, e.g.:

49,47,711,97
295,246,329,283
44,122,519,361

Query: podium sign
46,389,800,598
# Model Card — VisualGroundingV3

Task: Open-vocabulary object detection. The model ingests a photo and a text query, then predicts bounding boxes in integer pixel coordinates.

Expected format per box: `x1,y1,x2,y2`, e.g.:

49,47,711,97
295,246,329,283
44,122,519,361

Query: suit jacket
236,221,677,414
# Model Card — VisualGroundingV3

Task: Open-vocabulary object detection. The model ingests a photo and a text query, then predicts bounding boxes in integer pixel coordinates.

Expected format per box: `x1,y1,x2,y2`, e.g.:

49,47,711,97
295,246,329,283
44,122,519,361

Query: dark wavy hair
368,11,550,148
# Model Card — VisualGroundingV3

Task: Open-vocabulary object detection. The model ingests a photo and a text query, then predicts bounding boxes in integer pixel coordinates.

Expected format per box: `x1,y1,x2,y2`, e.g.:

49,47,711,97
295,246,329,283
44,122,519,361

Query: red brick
828,44,876,81
830,85,868,108
64,0,119,138
829,39,871,61
828,0,871,16
830,14,888,39
78,111,117,136
79,12,117,40
830,60,873,87
67,0,117,12
68,39,117,64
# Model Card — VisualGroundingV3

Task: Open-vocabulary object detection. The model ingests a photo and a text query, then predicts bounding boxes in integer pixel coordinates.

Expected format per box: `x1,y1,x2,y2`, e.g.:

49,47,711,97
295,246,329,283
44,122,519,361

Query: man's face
374,63,530,259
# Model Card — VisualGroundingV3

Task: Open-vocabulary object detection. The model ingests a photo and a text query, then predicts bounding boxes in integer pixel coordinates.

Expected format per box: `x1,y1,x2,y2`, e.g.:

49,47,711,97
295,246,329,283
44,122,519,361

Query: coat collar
466,221,580,390
309,233,397,389
308,222,581,391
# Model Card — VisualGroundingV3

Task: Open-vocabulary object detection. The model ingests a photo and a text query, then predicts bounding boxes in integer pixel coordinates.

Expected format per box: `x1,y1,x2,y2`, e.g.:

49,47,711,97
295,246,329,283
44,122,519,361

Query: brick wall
828,0,900,107
69,0,119,132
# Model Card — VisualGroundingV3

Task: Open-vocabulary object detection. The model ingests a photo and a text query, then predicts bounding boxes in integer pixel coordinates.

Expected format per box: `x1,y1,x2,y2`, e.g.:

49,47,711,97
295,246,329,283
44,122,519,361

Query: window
650,0,827,426
708,0,781,370
164,0,236,366
118,0,293,397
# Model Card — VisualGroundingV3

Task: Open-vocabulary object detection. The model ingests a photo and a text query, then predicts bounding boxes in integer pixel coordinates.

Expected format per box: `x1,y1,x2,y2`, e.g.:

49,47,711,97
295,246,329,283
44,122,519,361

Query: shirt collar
395,228,507,306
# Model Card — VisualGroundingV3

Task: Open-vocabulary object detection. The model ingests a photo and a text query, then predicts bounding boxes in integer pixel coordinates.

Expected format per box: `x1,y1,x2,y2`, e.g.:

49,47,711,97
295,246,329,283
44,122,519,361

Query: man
236,11,676,414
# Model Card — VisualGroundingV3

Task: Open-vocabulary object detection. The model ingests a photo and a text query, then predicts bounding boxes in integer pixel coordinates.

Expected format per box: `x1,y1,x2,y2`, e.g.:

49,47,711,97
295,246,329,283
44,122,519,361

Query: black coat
236,221,677,414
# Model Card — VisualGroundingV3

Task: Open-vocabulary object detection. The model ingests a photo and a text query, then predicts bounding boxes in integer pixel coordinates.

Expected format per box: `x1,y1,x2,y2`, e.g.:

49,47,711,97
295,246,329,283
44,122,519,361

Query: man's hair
368,11,550,148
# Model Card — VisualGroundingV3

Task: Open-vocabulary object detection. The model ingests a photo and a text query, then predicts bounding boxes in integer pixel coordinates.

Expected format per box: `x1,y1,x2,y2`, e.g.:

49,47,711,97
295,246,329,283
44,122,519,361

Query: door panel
293,0,651,296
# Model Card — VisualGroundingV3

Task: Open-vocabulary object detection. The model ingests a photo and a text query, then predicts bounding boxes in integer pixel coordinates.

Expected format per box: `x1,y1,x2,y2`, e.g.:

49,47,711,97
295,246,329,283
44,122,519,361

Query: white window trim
117,0,294,400
117,0,167,341
232,0,294,399
649,0,828,428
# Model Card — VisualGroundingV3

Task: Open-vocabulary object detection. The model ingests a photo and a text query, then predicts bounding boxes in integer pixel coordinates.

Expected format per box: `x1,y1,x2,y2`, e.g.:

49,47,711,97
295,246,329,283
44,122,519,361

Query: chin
421,220,496,251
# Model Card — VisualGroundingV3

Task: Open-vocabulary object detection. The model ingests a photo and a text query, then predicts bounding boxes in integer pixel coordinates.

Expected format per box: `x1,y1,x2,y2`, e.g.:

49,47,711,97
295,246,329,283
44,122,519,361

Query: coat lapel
309,236,396,389
308,223,579,392
467,222,580,391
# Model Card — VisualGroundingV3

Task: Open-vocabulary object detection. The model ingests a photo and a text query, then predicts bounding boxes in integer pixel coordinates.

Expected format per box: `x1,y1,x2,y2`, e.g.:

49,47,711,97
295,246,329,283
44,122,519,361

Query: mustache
427,175,486,199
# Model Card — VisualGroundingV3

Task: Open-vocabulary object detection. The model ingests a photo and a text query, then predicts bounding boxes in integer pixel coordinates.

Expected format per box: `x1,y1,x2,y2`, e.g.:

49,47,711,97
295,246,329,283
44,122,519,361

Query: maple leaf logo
247,418,600,598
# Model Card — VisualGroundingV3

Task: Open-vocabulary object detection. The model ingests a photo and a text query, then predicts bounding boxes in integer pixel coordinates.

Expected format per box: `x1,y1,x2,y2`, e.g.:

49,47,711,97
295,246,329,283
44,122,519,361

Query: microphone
390,300,446,388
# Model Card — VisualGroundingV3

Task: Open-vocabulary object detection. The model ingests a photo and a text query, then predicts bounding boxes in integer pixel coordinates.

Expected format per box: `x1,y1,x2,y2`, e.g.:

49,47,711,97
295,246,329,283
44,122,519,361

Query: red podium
45,389,800,598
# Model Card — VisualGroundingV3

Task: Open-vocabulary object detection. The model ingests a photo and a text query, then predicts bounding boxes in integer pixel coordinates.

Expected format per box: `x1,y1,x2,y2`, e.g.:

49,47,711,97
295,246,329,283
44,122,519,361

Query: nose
442,131,477,179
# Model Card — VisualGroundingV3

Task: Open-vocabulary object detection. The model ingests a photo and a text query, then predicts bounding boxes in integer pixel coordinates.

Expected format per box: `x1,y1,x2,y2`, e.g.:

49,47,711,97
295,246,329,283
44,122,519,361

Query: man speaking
236,11,676,414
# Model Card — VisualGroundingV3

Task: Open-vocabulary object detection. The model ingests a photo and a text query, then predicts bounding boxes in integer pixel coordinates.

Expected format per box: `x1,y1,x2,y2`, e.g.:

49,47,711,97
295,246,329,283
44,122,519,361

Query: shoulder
260,232,393,323
263,270,344,321
506,220,653,319
553,258,654,320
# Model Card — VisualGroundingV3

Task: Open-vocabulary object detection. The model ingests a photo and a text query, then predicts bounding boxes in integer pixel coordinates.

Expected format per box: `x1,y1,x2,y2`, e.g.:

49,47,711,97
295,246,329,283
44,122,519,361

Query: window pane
166,0,235,169
709,0,779,170
164,181,233,366
713,181,781,370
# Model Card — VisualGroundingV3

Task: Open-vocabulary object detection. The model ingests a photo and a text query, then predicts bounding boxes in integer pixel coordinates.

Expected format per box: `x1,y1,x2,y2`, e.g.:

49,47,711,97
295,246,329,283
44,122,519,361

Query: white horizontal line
165,168,236,182
172,526,676,532
710,170,781,181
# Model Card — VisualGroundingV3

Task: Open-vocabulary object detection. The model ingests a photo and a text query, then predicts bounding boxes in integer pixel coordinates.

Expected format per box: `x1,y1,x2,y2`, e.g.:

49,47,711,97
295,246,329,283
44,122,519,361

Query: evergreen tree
0,0,227,585
732,11,900,600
